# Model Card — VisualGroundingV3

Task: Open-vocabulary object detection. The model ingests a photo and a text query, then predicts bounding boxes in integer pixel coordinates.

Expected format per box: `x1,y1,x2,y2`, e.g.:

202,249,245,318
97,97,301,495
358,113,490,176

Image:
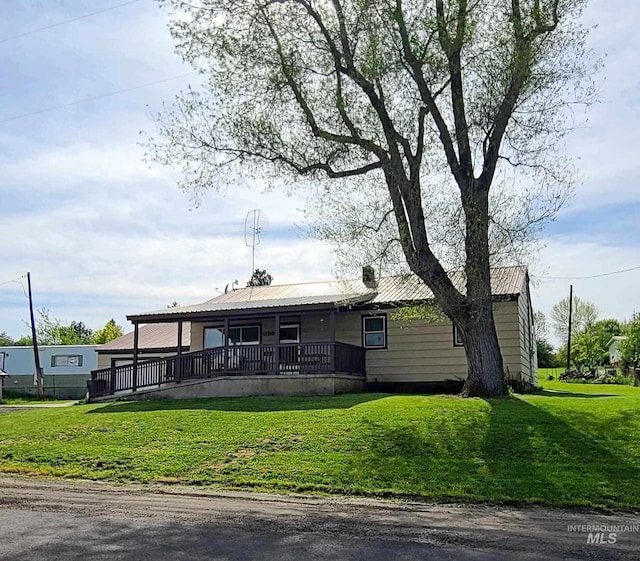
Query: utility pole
566,284,573,373
27,272,43,398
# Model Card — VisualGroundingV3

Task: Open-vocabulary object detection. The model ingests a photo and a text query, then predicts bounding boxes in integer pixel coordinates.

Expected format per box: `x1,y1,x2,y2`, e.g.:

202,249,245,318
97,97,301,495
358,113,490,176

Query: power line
0,275,28,298
541,264,640,280
0,0,141,44
0,72,198,124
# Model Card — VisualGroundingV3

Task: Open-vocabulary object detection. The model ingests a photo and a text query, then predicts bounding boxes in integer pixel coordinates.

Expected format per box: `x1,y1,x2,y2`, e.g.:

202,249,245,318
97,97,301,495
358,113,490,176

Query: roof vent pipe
362,265,377,289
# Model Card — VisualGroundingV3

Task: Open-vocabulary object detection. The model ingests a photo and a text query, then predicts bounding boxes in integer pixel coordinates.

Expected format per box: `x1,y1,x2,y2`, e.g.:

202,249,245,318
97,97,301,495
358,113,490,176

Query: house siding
516,274,537,385
333,301,524,383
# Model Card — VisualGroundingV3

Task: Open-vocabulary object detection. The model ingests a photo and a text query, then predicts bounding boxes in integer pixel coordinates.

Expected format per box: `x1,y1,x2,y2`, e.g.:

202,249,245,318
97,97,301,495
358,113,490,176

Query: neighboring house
89,265,537,400
1,345,97,399
96,323,191,369
607,336,627,368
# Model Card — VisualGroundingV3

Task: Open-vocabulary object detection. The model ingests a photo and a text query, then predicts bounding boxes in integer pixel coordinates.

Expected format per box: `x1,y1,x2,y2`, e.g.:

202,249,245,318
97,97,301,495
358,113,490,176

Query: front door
279,324,300,368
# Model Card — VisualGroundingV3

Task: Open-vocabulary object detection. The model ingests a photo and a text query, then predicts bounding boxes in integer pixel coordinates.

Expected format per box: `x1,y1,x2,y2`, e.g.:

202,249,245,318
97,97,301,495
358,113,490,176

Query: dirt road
0,476,638,560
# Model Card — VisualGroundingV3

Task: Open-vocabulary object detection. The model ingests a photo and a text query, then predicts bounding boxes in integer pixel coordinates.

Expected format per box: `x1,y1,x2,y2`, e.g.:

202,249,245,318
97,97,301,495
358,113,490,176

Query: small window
230,325,260,345
453,325,464,347
51,355,83,367
363,315,386,349
206,325,261,348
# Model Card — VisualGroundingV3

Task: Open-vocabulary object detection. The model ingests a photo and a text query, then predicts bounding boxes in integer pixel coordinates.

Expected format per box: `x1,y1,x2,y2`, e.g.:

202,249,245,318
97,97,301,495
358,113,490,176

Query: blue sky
1,0,639,345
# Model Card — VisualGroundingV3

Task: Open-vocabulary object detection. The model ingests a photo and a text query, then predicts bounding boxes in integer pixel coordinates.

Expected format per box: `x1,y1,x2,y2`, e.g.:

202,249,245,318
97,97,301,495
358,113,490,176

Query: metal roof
98,323,191,352
128,266,527,322
371,266,527,303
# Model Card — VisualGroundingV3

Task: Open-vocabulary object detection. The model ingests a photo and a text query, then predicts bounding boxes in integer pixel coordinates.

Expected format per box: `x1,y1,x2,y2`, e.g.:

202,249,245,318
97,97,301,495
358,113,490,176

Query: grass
0,382,639,509
0,397,77,405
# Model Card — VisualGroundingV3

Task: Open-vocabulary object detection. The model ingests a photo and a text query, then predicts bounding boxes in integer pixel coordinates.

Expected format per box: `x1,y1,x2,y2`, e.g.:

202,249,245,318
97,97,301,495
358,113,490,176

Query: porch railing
89,341,366,399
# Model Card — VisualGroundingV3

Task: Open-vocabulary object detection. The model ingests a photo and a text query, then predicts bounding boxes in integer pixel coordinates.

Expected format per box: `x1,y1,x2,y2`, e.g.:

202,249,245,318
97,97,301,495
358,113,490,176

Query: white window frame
204,325,261,348
453,325,464,347
363,315,387,349
51,354,83,367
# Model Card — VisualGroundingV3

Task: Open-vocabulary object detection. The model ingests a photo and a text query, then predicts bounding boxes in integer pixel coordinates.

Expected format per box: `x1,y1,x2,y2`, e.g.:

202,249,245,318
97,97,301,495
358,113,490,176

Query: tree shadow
478,397,639,507
337,396,639,508
88,392,387,414
533,389,619,398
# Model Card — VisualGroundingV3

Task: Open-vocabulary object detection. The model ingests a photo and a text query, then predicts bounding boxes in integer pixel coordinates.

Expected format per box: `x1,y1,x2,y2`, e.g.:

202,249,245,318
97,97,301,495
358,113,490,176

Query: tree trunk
459,298,506,397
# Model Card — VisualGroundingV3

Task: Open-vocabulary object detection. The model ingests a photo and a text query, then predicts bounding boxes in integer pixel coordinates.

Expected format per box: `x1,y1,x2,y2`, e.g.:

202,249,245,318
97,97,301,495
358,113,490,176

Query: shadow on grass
339,396,639,507
533,389,619,398
479,397,639,507
88,392,387,414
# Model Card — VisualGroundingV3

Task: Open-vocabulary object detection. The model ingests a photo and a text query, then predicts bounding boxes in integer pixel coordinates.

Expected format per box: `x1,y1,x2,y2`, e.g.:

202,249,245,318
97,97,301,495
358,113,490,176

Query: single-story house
607,336,627,368
96,323,191,369
89,265,536,400
1,345,97,399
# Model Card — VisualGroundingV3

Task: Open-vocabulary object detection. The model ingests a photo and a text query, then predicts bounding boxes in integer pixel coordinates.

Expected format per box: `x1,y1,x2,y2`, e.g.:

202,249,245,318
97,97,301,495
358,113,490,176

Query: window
453,325,464,347
204,327,225,349
51,355,83,367
229,325,261,345
203,325,261,349
363,315,386,349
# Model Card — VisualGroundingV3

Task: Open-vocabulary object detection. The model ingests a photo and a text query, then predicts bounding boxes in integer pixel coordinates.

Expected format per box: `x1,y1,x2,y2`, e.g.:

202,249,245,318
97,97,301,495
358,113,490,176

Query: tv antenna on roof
244,209,263,275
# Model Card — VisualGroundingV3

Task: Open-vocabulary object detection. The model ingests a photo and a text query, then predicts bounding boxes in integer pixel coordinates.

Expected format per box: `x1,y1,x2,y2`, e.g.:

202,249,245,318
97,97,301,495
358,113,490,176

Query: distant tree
167,301,180,308
620,318,640,367
93,319,124,344
247,269,274,287
0,332,14,346
551,296,599,342
536,339,558,368
555,345,567,368
533,311,549,341
66,321,94,345
571,329,601,372
33,309,94,345
569,318,622,370
14,336,32,346
533,310,557,367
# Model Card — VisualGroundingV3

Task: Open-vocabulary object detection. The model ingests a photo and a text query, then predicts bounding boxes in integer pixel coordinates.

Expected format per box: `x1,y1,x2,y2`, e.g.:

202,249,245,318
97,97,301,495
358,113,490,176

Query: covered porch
89,306,367,400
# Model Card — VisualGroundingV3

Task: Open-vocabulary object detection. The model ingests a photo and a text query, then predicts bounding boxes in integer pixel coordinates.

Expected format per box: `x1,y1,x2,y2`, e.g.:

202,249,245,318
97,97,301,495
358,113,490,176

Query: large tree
149,0,595,396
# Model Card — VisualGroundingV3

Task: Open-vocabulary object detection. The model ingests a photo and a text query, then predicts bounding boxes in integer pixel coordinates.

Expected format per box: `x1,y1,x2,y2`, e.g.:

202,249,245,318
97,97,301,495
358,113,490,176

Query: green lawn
0,382,638,508
0,397,77,405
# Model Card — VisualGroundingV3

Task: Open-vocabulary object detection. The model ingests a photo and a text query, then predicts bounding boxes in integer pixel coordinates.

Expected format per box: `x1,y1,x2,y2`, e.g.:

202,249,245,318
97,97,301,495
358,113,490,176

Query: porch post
176,320,183,381
223,317,229,374
132,323,139,391
329,310,336,372
274,313,280,374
